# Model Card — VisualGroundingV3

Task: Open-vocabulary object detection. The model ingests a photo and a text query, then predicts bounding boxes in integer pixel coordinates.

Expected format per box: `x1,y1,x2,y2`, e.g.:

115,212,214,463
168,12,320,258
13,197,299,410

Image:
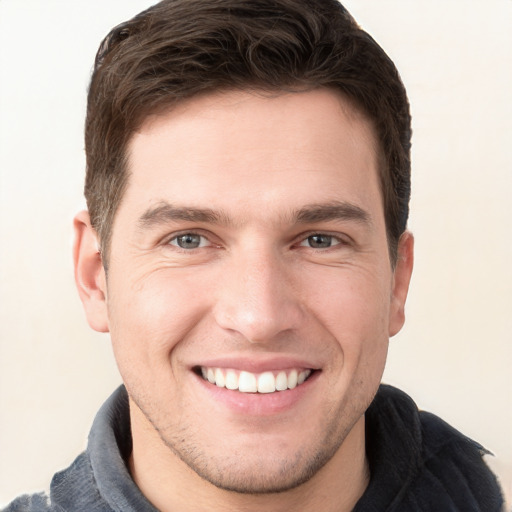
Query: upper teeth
200,367,312,394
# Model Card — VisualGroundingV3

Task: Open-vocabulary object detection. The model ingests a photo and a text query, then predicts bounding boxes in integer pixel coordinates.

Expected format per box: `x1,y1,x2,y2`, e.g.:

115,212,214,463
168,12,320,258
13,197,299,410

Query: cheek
307,266,391,359
106,268,211,374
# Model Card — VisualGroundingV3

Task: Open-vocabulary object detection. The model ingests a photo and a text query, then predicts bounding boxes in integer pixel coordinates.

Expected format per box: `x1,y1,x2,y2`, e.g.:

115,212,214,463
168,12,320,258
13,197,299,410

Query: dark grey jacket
3,385,504,511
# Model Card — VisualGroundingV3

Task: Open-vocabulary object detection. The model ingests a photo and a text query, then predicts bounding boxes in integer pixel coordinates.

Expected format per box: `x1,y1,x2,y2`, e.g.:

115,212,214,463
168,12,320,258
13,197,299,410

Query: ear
73,210,109,333
389,231,414,337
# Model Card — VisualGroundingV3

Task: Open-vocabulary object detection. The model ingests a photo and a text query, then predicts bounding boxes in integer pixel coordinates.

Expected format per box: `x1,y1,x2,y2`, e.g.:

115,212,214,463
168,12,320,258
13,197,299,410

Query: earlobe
73,210,109,333
389,231,414,337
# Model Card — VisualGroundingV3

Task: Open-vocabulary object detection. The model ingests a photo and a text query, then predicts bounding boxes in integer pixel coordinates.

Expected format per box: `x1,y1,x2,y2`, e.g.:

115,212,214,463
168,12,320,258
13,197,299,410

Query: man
3,0,504,510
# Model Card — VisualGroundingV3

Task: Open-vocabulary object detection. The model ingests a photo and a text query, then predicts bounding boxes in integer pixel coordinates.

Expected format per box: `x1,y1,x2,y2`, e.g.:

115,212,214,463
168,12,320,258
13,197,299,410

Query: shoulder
2,387,149,512
409,410,504,511
1,493,52,512
360,385,505,512
2,451,111,512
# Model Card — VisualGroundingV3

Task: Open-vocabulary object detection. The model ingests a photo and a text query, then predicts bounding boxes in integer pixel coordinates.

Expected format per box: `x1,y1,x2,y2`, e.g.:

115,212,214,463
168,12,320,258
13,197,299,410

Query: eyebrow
294,201,371,226
137,200,371,229
138,202,230,229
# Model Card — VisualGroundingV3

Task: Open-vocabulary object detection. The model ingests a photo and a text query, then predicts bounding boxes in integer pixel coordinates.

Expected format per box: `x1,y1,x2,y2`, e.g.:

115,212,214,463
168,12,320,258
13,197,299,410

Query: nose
213,247,304,344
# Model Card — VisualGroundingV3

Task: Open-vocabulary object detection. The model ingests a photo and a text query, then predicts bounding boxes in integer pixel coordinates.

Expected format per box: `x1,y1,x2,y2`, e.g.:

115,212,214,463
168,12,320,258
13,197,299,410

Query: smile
198,367,313,394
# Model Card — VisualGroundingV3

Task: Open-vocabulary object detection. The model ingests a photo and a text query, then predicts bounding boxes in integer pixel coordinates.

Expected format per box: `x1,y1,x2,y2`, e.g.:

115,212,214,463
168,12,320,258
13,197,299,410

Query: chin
156,411,352,495
172,444,340,495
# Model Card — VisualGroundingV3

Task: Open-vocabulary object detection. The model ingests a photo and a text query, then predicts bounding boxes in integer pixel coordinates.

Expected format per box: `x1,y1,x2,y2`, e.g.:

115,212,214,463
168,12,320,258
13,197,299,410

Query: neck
129,401,370,512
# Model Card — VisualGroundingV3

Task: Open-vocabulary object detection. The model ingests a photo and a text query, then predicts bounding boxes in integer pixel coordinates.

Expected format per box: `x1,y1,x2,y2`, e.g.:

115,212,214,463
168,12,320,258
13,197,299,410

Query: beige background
1,0,511,507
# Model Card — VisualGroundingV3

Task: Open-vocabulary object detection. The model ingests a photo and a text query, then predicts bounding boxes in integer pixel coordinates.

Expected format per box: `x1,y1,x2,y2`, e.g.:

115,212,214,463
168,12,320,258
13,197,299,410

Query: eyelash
167,232,213,250
165,231,349,251
298,233,346,249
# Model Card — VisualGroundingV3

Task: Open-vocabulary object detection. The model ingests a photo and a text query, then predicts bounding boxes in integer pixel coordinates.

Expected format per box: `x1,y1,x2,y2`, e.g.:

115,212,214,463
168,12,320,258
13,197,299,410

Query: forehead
121,88,382,226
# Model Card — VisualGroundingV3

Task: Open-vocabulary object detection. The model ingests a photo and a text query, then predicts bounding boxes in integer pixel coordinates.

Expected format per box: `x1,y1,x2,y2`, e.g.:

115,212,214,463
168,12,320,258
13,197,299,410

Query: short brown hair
85,0,411,265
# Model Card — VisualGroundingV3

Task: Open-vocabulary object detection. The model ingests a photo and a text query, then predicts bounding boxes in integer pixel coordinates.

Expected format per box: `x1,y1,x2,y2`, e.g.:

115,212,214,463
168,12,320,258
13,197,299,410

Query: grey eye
306,234,334,248
172,234,203,249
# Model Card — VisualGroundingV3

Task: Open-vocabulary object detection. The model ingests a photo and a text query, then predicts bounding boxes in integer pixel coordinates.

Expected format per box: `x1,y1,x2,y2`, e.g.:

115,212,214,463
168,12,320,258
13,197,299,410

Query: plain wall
1,0,511,506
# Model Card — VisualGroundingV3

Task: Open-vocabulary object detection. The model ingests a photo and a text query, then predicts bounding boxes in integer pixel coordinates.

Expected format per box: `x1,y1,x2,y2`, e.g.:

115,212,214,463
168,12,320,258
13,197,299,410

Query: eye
300,234,341,249
169,233,209,250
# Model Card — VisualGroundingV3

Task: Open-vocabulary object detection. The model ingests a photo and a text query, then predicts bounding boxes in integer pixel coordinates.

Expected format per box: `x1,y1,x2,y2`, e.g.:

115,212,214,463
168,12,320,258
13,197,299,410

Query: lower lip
194,371,319,416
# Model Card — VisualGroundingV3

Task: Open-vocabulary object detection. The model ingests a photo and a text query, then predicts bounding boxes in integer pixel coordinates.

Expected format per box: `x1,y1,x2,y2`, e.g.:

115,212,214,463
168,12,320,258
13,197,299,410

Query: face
76,88,413,494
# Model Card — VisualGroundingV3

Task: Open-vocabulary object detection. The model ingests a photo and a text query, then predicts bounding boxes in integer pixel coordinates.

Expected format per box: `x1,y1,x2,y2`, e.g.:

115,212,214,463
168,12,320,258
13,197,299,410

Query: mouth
194,366,314,394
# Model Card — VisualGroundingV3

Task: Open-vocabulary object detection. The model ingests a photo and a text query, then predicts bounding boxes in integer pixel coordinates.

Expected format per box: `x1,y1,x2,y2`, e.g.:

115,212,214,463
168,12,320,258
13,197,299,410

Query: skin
74,88,414,511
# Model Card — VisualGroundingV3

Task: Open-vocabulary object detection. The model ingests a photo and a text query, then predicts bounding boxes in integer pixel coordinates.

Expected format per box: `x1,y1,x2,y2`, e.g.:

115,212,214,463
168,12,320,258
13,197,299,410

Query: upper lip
191,356,321,373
